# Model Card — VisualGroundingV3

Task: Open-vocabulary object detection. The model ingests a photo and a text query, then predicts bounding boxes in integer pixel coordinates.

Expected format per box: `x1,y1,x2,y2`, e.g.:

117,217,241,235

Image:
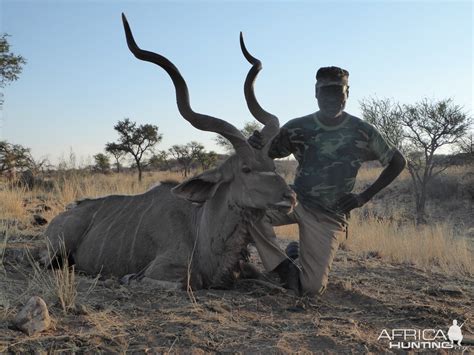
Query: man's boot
285,241,299,260
273,241,300,293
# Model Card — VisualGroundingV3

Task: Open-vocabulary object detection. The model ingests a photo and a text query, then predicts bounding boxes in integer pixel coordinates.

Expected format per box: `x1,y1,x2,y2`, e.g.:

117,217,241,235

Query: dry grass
82,307,130,350
25,239,77,313
0,188,29,224
51,242,77,313
346,215,473,276
0,171,184,223
52,170,184,208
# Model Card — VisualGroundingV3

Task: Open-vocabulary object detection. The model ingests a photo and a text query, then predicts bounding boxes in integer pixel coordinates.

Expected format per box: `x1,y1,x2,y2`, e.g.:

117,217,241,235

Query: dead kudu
42,14,296,290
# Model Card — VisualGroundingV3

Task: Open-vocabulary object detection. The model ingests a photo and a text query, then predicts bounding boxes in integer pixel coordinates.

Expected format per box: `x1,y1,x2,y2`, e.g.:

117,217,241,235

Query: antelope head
122,14,296,214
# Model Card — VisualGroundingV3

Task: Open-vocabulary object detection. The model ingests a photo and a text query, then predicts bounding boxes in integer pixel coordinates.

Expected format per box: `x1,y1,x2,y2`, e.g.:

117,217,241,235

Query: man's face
316,84,349,118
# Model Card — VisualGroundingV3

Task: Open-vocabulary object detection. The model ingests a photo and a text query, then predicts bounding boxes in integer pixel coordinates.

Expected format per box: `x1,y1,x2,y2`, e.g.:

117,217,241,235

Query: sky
0,0,472,165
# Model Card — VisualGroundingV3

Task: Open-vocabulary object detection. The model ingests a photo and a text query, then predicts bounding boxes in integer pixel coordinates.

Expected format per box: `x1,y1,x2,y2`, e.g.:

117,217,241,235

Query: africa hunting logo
378,320,469,350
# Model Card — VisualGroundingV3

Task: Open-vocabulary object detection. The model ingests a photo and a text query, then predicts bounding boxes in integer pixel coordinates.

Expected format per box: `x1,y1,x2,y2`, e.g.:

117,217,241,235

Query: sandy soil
1,229,472,353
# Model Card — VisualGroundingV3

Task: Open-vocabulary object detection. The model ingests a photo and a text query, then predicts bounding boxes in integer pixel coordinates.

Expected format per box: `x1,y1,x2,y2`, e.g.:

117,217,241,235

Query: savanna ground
0,164,473,353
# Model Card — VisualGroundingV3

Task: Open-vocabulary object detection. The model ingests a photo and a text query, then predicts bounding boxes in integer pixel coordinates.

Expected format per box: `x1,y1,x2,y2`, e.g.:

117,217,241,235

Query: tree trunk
417,177,430,224
137,163,142,182
415,195,427,225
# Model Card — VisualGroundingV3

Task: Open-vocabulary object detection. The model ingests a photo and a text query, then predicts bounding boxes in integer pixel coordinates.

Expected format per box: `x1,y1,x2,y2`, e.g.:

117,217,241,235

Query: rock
14,296,51,336
103,278,115,289
32,214,48,226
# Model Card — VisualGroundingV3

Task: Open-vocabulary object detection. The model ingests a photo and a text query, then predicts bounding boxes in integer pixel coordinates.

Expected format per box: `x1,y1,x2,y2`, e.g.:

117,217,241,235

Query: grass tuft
26,238,77,313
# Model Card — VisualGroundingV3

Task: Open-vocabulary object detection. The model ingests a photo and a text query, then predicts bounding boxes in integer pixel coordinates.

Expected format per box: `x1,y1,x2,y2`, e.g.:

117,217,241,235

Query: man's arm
336,150,406,213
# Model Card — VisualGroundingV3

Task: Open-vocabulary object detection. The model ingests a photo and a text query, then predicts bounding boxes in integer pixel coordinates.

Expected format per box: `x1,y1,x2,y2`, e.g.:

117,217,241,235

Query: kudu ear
172,169,226,203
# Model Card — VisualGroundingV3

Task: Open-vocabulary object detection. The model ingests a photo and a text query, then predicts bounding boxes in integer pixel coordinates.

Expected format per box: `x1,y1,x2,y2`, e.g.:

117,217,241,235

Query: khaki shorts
248,202,347,295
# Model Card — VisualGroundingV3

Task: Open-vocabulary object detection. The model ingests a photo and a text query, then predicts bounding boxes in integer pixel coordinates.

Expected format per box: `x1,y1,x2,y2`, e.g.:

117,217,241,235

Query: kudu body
43,15,295,289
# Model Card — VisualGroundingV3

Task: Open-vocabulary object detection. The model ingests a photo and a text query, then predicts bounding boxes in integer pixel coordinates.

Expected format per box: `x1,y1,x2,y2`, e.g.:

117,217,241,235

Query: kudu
42,14,296,289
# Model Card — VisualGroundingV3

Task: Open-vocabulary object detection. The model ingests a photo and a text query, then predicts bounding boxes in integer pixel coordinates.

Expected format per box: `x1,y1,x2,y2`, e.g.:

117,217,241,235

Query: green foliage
106,118,163,181
0,140,32,173
93,153,110,173
196,150,218,170
0,34,27,107
148,150,169,171
168,141,205,177
215,121,263,153
104,142,125,173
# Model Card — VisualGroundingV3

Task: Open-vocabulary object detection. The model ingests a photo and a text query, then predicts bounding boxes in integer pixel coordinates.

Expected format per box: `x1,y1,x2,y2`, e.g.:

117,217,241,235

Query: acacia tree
148,150,170,171
0,140,32,174
1,34,26,108
196,150,218,170
93,153,110,173
169,141,204,177
402,99,471,223
107,118,162,181
359,97,405,150
360,97,472,223
105,142,125,173
215,121,262,153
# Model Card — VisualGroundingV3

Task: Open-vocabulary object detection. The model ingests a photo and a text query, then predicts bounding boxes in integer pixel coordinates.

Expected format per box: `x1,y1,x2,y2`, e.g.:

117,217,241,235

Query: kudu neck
192,181,263,289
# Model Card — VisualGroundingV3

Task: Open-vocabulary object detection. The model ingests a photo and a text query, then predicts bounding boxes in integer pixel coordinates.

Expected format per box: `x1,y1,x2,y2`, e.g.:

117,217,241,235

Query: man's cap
316,66,349,88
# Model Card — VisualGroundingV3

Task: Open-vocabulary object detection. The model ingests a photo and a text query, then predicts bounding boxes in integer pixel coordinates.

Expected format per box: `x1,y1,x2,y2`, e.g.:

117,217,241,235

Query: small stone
104,279,115,289
14,296,51,336
72,303,89,315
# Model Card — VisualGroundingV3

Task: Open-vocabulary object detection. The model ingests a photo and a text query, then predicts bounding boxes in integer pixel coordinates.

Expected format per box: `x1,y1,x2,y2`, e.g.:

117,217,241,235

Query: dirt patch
1,234,472,353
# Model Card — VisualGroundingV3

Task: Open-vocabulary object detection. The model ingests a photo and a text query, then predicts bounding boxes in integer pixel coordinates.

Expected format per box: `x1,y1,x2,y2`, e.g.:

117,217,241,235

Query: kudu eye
241,166,252,174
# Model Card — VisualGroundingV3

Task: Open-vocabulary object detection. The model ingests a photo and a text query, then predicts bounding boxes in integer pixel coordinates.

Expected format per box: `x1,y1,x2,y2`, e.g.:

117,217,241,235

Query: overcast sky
1,0,472,164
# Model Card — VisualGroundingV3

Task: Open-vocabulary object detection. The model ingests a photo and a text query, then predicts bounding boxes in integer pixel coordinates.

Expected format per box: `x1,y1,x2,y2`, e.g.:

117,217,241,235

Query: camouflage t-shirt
269,112,395,214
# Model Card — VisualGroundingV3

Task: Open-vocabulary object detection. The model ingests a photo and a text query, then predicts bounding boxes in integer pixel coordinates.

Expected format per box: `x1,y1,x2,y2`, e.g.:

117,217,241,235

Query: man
248,66,406,296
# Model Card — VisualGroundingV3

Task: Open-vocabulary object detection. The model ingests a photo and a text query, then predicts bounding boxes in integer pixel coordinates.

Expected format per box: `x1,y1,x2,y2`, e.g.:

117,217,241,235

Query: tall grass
0,188,29,223
347,215,472,275
0,171,185,222
26,239,78,314
53,170,184,206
